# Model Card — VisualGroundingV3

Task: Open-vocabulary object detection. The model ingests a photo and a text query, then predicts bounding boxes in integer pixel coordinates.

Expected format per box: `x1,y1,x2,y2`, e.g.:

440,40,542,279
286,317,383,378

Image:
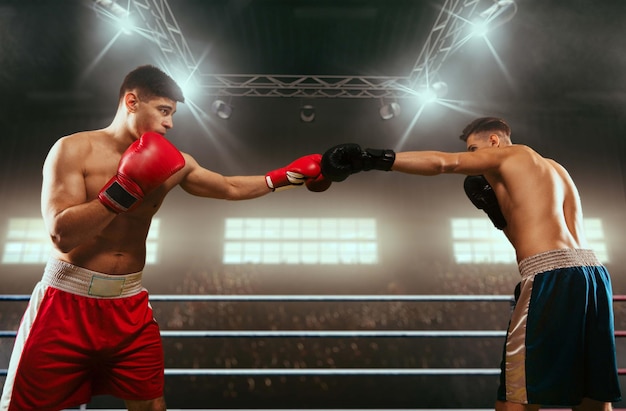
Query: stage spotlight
471,21,490,37
117,15,135,35
416,81,448,105
169,69,199,101
94,0,127,17
480,0,516,21
421,89,438,104
93,0,134,34
431,81,448,99
211,99,233,120
300,104,316,123
379,102,401,120
473,0,517,36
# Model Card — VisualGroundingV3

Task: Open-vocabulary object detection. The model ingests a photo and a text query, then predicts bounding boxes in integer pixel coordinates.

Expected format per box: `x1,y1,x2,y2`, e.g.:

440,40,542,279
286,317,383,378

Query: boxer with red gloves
2,65,332,411
99,131,185,213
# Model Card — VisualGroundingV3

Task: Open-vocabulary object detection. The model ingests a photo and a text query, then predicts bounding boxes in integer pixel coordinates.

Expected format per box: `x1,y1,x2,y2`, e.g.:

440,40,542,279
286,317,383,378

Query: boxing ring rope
1,294,624,379
0,294,517,302
0,329,507,339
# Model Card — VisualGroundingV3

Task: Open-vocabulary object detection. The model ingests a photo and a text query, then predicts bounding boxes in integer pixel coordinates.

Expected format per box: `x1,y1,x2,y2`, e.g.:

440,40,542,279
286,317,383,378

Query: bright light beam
396,103,427,151
395,97,483,151
420,88,438,104
482,36,516,91
116,14,135,35
174,46,211,101
78,30,124,84
186,99,216,139
129,26,163,43
93,0,135,35
184,98,247,174
441,10,479,55
435,99,484,117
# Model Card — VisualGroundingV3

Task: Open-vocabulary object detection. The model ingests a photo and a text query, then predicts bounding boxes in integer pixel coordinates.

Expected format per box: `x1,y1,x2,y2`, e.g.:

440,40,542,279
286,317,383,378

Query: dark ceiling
1,0,625,117
167,0,437,76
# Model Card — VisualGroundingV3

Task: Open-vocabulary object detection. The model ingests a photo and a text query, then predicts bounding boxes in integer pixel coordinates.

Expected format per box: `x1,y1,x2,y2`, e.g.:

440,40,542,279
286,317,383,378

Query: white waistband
43,258,144,298
518,249,600,279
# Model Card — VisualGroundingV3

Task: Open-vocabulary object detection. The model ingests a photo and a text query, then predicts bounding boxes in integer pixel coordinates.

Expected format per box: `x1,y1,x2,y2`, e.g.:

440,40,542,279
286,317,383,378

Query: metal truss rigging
98,0,486,98
196,74,414,99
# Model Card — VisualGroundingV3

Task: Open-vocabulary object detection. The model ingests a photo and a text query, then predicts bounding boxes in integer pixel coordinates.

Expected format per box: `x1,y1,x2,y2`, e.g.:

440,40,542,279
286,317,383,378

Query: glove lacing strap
361,148,396,171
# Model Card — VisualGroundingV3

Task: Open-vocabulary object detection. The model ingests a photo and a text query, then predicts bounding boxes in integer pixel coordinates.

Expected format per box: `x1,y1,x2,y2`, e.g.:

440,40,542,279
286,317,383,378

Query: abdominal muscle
52,212,154,275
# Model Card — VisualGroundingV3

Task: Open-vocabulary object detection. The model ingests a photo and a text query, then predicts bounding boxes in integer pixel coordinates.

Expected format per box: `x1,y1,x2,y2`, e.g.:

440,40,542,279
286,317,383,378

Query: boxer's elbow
49,231,76,253
47,220,80,253
422,152,460,175
440,155,463,174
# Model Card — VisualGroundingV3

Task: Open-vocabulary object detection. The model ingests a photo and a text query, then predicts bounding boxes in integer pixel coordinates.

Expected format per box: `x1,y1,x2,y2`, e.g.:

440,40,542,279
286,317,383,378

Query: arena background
0,0,625,409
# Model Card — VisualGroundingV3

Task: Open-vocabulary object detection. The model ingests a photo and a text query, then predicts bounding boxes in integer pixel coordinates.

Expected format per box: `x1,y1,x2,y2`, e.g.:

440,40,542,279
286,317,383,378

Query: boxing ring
1,293,624,410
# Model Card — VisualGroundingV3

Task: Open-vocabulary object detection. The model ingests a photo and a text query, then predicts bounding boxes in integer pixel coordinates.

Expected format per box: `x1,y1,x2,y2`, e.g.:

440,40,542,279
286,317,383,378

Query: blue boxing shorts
498,248,622,406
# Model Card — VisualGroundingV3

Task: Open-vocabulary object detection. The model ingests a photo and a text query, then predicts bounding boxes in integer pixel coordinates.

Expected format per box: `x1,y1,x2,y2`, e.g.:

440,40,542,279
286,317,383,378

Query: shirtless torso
41,122,270,275
41,129,164,274
393,140,588,262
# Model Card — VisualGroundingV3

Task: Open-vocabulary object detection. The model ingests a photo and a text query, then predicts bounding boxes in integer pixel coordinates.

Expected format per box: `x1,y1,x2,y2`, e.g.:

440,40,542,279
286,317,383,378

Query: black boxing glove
321,143,396,182
463,175,507,230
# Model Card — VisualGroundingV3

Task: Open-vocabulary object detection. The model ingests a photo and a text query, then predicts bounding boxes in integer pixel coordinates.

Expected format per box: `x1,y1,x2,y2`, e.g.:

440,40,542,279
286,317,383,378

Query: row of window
1,217,608,265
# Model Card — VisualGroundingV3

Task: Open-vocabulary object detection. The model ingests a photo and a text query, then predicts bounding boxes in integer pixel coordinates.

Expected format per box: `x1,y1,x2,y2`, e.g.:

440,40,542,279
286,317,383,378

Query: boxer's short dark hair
459,117,510,141
119,65,185,103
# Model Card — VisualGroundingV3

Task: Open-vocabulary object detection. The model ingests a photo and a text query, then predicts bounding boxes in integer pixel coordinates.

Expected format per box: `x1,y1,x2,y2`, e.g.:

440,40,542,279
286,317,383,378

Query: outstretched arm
321,143,513,230
321,143,509,180
393,151,463,175
178,153,330,200
178,156,271,200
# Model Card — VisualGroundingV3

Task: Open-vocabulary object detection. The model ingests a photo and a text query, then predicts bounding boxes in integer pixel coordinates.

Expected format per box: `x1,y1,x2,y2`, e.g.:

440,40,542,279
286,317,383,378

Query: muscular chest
84,154,167,213
84,152,121,196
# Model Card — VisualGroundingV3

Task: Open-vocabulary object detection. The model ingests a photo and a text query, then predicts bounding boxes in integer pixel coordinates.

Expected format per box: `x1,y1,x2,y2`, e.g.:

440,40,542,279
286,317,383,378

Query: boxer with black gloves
1,65,330,411
321,117,621,410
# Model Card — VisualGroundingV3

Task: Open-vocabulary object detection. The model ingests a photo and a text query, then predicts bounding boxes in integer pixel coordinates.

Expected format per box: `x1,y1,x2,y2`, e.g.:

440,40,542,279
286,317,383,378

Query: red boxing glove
306,173,332,192
99,132,185,213
265,154,323,191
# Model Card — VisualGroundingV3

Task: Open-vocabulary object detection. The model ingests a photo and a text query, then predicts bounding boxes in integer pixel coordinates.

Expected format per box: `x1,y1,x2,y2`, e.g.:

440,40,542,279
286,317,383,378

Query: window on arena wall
2,218,161,264
451,218,515,264
2,218,50,264
451,218,609,264
223,218,378,264
583,218,609,263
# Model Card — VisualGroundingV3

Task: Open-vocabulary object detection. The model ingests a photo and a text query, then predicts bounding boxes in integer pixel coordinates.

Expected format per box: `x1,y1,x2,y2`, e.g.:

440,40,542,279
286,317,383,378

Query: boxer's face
125,91,177,138
465,133,499,152
135,96,177,136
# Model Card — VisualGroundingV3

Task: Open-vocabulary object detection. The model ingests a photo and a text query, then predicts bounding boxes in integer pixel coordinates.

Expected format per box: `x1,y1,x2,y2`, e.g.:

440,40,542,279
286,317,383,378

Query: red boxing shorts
0,258,164,411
